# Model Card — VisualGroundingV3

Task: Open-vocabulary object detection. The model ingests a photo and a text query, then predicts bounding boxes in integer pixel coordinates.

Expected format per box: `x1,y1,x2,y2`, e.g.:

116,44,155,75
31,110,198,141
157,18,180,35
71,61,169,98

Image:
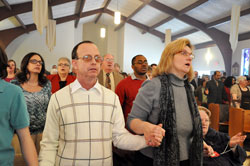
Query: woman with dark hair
12,52,51,153
195,79,208,107
224,76,236,103
4,59,17,82
0,47,38,165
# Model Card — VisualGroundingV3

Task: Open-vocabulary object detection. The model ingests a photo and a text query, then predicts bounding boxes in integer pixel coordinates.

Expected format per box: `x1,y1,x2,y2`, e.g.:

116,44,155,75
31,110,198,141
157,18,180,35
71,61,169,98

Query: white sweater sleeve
112,95,148,150
39,94,60,166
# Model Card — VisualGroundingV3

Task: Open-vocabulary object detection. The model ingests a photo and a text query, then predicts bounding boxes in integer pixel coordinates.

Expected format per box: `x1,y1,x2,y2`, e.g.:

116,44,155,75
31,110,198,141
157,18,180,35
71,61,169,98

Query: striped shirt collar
71,78,102,94
131,72,149,80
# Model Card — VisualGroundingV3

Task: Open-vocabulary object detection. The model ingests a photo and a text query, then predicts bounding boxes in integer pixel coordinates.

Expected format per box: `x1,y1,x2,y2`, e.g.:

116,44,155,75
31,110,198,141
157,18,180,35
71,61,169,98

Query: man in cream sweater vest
39,41,163,166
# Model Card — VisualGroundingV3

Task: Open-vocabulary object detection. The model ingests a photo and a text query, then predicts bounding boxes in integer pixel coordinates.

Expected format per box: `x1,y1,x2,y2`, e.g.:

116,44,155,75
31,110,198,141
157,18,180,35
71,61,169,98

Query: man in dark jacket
205,71,228,104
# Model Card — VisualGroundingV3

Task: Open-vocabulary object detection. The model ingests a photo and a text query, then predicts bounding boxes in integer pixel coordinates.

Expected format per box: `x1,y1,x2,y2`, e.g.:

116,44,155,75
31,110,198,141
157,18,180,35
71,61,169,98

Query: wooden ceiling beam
179,0,208,15
239,31,250,41
1,0,26,30
75,0,86,28
0,0,11,10
0,0,76,21
173,7,250,40
0,8,103,48
94,0,111,24
114,0,152,31
194,41,216,50
206,7,250,28
142,16,174,34
148,0,232,75
48,0,54,19
105,8,165,41
144,0,208,34
172,29,199,40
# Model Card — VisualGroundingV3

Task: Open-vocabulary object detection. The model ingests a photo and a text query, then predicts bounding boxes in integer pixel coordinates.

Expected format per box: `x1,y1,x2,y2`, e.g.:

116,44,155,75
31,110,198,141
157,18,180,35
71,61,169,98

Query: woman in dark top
223,76,236,103
199,106,247,166
231,76,250,109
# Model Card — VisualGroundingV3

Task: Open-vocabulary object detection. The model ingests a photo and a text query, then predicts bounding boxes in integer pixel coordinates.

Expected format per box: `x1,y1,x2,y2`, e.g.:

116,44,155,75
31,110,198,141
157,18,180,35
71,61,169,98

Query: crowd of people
0,38,249,166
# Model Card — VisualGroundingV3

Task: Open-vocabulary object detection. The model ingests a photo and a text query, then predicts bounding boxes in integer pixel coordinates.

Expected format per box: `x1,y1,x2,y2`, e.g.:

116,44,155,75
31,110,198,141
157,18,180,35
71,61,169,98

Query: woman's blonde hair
152,38,194,81
198,106,211,117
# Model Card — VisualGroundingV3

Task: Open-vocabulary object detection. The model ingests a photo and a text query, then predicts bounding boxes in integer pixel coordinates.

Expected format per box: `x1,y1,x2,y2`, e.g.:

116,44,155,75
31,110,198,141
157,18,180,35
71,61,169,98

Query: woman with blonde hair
127,38,203,166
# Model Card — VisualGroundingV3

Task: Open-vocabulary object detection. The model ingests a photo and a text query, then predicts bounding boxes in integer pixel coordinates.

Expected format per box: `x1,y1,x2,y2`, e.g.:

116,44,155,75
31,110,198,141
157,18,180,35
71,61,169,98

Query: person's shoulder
231,84,238,89
67,74,76,80
47,74,58,80
1,80,23,94
113,71,123,79
141,77,161,90
117,75,131,83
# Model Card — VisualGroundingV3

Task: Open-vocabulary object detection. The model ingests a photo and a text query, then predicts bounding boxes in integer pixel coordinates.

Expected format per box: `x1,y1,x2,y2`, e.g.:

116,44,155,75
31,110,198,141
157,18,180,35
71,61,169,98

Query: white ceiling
0,0,250,46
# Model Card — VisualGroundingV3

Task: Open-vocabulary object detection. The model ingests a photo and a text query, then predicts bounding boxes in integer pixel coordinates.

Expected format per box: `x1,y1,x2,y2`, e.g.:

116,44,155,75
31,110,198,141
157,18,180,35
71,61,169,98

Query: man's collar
71,79,102,94
131,72,148,80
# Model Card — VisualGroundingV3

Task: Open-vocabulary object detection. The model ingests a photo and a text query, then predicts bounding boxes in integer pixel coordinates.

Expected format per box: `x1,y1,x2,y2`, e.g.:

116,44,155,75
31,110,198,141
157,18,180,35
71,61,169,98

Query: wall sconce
114,11,121,25
100,27,106,38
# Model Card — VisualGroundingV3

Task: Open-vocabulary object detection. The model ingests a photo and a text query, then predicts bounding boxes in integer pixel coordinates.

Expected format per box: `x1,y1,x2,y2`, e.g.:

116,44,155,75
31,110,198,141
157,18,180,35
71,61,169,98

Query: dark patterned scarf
153,74,203,166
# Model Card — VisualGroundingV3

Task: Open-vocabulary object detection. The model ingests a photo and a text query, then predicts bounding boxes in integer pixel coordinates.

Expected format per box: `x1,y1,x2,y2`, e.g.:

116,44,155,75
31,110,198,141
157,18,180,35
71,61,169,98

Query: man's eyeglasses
29,59,43,65
58,63,70,67
76,55,103,63
176,50,194,59
134,60,148,65
104,58,114,62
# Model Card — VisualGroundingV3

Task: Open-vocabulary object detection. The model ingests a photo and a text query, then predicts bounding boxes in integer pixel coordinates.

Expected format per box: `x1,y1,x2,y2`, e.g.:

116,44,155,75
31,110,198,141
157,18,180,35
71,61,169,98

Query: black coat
191,78,202,89
203,128,247,166
205,79,228,104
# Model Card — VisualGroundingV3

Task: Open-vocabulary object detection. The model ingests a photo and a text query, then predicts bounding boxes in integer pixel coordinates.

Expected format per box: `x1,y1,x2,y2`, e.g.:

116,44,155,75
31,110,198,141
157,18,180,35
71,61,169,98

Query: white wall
192,46,225,75
6,21,82,71
192,39,250,76
123,24,165,74
5,20,250,76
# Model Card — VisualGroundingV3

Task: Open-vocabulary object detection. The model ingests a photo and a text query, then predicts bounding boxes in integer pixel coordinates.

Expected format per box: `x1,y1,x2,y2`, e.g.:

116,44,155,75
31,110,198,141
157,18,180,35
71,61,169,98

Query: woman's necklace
26,82,39,87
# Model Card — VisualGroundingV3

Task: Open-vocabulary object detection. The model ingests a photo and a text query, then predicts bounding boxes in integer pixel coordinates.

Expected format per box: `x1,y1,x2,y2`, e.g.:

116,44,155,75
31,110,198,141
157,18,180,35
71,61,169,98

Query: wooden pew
229,107,250,146
208,103,229,131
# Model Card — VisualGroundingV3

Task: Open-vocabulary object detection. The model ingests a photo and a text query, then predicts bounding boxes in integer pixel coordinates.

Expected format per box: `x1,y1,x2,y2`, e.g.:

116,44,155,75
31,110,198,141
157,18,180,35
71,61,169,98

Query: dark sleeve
230,145,247,164
222,83,229,102
205,128,229,153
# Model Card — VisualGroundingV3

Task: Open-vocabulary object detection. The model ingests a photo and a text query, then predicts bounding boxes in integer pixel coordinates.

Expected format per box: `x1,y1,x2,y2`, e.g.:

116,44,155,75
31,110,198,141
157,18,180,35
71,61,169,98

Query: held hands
143,122,165,147
203,141,214,157
229,132,247,148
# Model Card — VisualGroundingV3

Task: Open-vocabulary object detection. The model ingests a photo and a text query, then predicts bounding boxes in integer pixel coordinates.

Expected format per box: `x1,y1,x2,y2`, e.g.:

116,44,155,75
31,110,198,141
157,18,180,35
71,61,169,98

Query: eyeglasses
176,50,194,59
58,63,70,67
76,55,103,63
29,59,43,65
104,58,114,62
134,60,148,65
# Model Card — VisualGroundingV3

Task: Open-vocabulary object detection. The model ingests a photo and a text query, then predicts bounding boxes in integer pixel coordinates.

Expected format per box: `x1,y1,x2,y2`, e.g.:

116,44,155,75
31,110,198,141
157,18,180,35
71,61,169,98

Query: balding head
102,54,114,73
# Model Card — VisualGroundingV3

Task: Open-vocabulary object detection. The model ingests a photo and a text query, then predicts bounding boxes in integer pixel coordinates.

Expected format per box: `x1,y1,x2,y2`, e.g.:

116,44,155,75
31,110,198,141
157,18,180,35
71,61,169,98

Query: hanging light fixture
100,27,106,38
100,14,106,38
114,0,120,25
114,11,121,25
